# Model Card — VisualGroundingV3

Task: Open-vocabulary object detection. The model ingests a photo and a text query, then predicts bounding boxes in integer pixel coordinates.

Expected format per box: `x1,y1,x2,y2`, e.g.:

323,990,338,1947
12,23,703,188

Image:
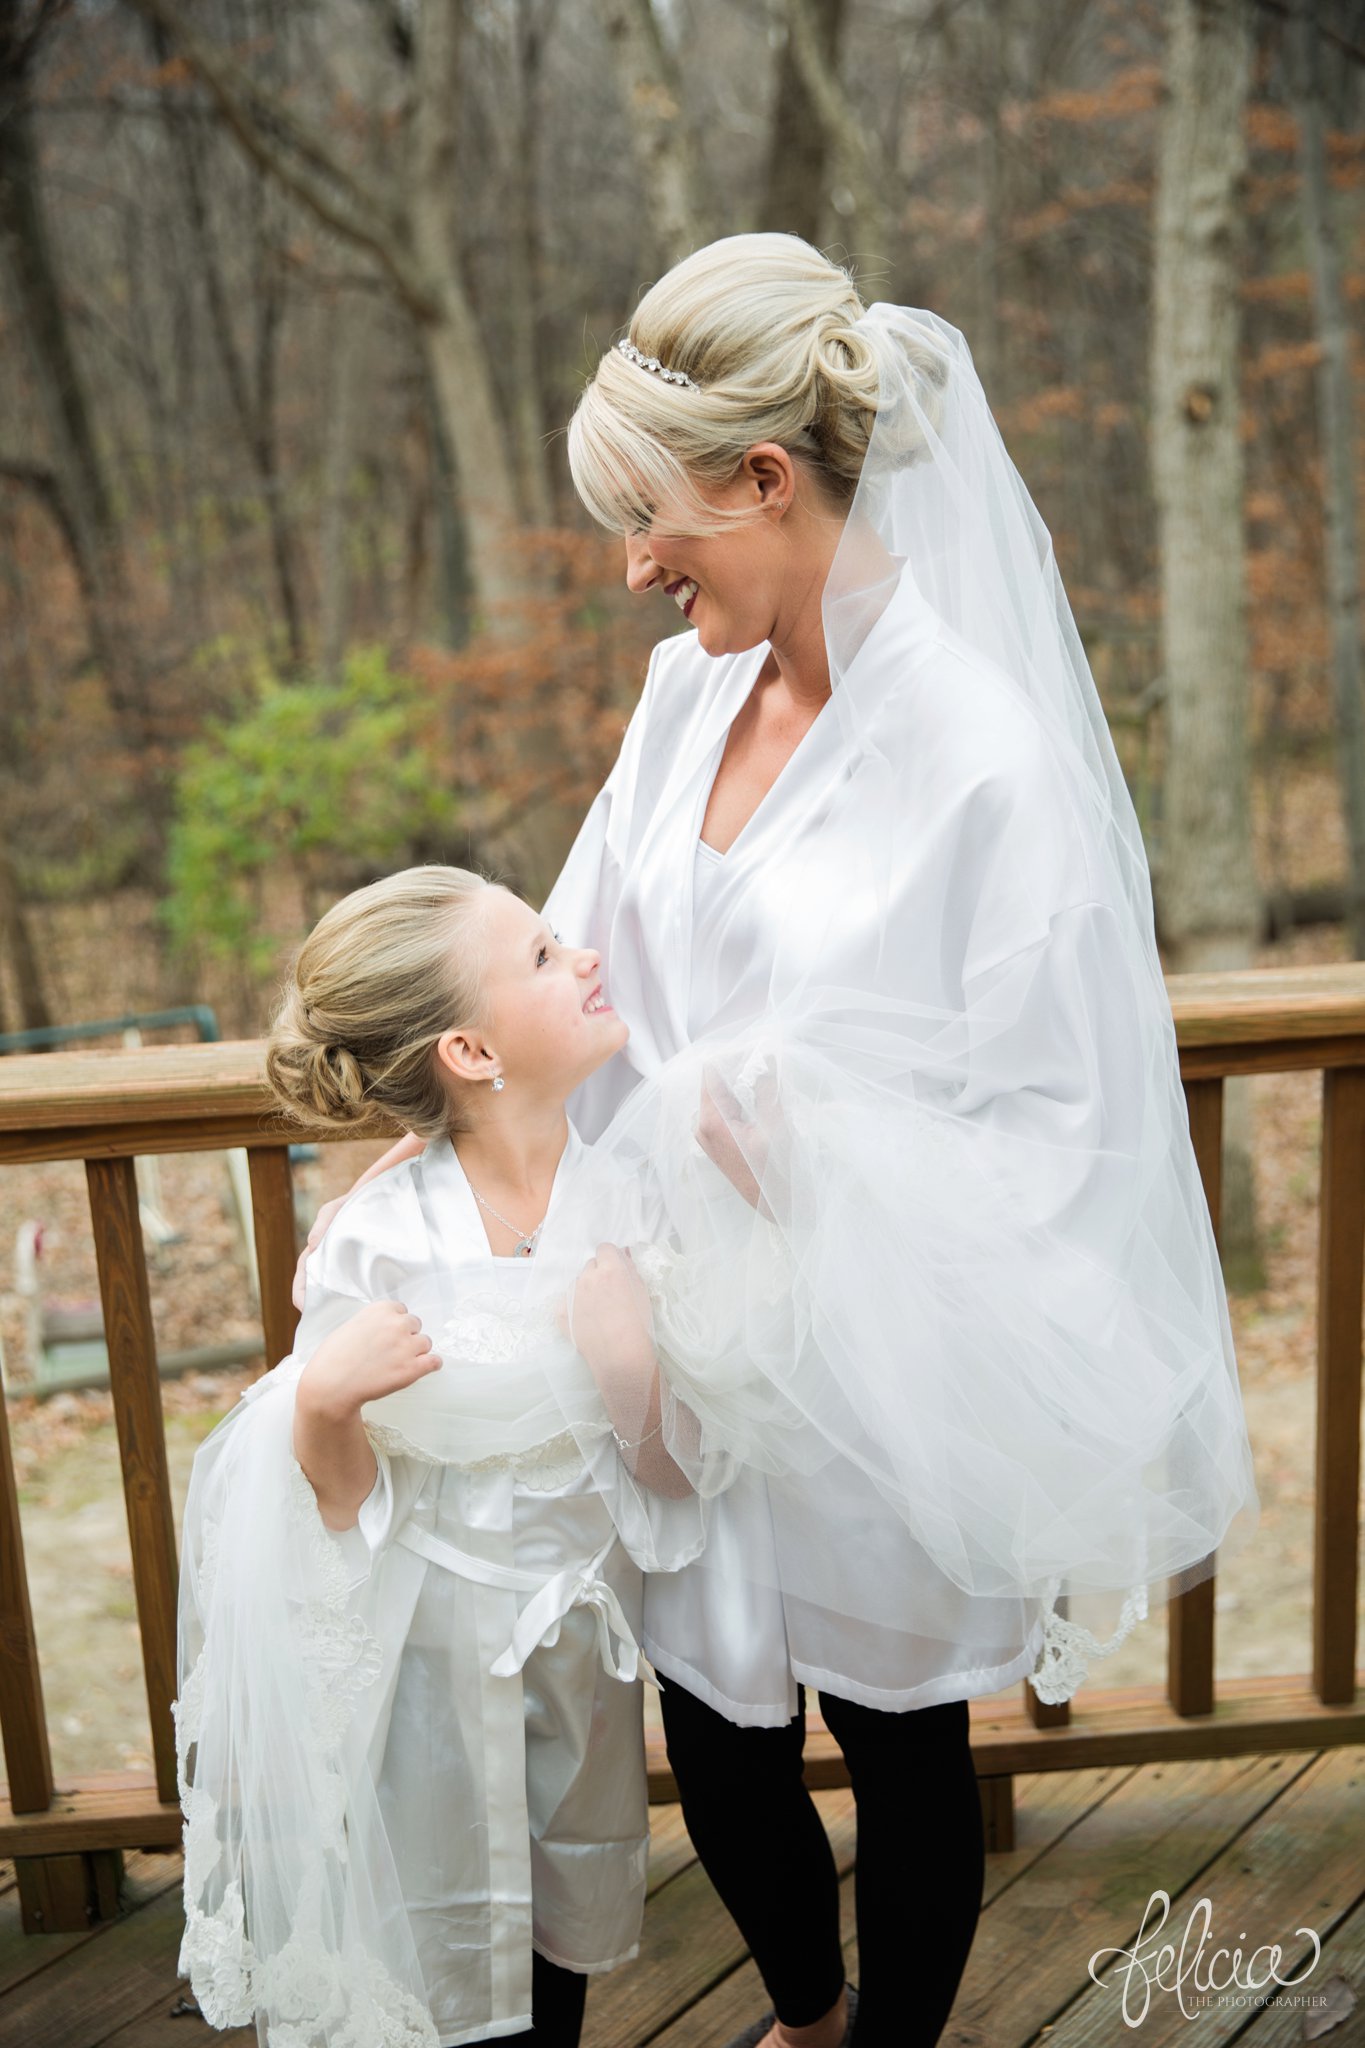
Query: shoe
722,1984,859,2048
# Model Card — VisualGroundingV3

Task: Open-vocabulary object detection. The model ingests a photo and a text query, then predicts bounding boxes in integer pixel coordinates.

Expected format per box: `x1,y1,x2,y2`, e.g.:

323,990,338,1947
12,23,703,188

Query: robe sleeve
237,1182,437,1583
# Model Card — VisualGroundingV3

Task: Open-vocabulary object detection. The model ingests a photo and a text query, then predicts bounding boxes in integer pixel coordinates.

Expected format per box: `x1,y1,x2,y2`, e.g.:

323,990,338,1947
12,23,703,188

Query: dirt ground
1,765,1362,1777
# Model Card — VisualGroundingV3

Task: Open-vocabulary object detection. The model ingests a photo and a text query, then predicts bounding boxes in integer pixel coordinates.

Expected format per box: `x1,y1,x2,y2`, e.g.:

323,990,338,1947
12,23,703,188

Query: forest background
0,0,1363,1777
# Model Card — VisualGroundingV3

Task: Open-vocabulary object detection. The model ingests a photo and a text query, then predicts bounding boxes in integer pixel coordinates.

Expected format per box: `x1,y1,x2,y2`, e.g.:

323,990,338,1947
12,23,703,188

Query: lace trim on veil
1027,1580,1150,1705
174,1457,437,2044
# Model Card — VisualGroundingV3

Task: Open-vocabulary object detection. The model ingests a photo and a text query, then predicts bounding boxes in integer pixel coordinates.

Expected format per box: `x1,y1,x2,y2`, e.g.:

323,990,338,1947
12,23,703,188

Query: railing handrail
1,964,1365,1142
1,959,1361,1908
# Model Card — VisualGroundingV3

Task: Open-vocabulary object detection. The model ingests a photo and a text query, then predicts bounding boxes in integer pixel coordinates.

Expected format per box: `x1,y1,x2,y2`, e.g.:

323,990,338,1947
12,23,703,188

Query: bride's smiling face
622,442,816,658
436,888,628,1104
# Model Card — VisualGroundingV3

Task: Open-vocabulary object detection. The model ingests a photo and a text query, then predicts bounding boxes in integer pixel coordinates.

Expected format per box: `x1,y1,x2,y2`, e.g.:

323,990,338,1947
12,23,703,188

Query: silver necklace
465,1181,543,1258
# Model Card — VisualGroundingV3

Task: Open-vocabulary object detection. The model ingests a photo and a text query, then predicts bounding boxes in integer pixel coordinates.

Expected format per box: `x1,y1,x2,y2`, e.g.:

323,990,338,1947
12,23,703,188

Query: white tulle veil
560,303,1260,1696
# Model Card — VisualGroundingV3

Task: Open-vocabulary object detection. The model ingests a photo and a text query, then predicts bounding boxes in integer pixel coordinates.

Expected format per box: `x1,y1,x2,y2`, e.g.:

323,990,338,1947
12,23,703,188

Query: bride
308,233,1259,2048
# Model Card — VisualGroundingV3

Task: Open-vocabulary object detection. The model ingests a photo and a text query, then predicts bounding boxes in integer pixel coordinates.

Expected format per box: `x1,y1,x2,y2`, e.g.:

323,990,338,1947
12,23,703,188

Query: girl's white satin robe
544,591,1056,1726
178,1129,658,2048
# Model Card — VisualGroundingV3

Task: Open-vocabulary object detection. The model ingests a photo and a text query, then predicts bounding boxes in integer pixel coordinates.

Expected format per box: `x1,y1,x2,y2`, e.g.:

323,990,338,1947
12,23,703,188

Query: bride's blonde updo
266,866,492,1139
568,233,945,537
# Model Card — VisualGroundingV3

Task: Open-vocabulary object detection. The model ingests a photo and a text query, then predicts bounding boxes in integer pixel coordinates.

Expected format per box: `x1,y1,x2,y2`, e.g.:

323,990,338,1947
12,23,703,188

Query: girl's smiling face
435,887,627,1105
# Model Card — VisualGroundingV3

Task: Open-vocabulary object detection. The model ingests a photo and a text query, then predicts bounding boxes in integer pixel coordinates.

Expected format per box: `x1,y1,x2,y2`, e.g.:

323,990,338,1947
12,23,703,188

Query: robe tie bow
394,1522,649,1686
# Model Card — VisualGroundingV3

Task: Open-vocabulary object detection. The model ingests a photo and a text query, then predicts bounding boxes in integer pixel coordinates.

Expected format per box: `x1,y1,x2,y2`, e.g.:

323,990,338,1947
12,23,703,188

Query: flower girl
174,866,717,2048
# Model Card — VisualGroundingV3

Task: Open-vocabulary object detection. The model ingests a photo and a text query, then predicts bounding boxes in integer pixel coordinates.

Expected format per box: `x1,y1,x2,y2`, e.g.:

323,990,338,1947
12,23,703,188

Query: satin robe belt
393,1522,647,1685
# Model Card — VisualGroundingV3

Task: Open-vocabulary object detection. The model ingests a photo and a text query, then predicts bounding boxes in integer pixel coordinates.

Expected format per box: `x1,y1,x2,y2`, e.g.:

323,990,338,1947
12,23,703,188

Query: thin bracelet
613,1420,663,1455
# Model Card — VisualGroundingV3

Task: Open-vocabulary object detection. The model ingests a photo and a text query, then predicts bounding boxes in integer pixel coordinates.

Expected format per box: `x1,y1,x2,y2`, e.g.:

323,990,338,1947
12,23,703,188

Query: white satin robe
544,588,1056,1725
177,1129,659,2048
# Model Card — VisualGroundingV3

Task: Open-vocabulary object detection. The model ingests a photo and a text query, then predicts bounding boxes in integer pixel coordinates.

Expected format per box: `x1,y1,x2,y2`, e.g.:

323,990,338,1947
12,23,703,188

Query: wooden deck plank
1034,1746,1365,2045
647,1846,860,2048
85,1993,256,2048
589,1791,857,2048
1,1754,1357,2047
1237,1889,1365,2044
0,1880,211,2048
644,1767,1139,2048
0,1850,182,2006
644,1802,700,1898
940,1751,1322,2045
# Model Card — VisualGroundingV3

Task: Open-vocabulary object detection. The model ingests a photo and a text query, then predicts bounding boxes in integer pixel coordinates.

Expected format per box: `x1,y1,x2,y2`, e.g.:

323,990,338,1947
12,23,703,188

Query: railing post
1169,1076,1222,1717
247,1145,301,1368
1314,1067,1365,1706
85,1156,180,1807
0,1376,53,1815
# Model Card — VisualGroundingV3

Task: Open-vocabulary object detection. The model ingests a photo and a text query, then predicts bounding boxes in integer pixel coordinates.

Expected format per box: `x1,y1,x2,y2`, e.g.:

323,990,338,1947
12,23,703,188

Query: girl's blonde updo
568,233,946,537
265,866,492,1140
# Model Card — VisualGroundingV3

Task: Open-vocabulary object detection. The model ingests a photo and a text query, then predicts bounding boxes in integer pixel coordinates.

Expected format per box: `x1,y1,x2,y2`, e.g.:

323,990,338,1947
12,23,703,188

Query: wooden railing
1,970,1362,1926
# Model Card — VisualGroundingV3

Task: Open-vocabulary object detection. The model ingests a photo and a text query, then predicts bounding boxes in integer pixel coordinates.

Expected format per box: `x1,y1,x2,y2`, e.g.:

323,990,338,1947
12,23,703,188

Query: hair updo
265,866,492,1140
568,233,947,537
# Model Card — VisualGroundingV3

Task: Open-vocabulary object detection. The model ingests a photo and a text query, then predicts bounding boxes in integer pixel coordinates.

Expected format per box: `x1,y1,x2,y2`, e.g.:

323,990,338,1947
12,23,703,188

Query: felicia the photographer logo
1088,1889,1325,2028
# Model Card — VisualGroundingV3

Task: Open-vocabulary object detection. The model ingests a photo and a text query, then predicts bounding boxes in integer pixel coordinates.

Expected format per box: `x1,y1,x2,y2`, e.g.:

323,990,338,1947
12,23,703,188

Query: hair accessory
491,1075,505,1092
615,337,701,391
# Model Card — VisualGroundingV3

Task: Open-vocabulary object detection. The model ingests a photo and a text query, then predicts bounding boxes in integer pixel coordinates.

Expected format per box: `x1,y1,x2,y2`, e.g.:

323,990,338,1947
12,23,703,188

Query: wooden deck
3,1744,1362,2048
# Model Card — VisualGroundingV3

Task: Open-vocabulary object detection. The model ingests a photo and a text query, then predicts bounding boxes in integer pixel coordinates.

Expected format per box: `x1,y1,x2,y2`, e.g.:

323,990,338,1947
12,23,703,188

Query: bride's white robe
176,1128,695,2048
544,583,1160,1724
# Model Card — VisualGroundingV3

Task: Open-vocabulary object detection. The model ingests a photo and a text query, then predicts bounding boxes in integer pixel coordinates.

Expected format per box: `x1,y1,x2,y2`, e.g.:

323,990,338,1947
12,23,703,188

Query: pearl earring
492,1075,505,1092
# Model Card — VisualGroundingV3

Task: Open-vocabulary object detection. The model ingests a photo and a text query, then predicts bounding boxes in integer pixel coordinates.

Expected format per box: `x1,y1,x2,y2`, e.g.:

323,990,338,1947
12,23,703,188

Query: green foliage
166,648,459,973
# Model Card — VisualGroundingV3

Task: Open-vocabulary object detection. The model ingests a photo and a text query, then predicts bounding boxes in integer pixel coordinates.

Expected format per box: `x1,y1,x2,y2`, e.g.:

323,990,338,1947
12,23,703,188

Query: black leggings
465,1949,587,2048
659,1677,985,2047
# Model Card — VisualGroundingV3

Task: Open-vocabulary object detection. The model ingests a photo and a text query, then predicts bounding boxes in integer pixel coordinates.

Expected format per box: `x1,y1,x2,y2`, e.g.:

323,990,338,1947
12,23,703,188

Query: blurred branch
1255,0,1365,65
0,0,69,105
126,0,433,315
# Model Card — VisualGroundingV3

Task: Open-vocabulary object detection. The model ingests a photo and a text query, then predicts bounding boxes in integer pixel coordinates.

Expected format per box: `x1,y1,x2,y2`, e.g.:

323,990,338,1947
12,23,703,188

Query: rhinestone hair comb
615,337,701,391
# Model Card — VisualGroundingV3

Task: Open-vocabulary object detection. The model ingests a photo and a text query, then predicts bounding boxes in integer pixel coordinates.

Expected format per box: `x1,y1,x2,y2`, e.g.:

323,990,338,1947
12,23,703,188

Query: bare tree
592,0,709,270
130,0,537,627
0,1,155,782
1151,0,1260,1276
1288,0,1365,956
145,9,306,669
762,0,846,245
783,0,891,286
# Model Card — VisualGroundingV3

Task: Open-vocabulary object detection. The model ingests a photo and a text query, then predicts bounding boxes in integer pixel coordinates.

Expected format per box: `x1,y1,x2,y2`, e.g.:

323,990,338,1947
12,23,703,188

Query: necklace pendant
515,1234,535,1257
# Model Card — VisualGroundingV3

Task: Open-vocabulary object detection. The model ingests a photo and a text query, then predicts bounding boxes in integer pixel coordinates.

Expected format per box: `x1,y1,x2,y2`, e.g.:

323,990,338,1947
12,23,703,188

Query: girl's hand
297,1300,441,1422
570,1245,653,1366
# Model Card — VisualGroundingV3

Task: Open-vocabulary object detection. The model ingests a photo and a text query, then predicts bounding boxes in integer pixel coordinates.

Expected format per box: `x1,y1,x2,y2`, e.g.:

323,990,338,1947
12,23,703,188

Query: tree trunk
1288,0,1365,959
762,0,846,245
319,308,354,685
784,0,891,288
1151,0,1260,1280
0,837,51,1036
503,0,554,527
405,0,539,631
130,0,535,630
0,56,154,771
592,0,708,271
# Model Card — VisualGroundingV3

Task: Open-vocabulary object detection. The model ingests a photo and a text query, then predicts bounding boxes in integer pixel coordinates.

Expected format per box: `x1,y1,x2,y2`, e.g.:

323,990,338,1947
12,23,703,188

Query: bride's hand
569,1245,653,1366
292,1131,427,1307
695,1068,775,1219
293,1196,346,1310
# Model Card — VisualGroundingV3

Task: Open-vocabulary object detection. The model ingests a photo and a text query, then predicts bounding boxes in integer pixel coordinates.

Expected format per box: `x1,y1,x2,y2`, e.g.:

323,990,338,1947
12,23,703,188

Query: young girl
174,866,724,2048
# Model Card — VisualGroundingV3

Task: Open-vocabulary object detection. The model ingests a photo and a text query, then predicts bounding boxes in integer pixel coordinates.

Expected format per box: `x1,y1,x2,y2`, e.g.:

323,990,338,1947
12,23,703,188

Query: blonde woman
310,236,1257,2048
177,867,733,2048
